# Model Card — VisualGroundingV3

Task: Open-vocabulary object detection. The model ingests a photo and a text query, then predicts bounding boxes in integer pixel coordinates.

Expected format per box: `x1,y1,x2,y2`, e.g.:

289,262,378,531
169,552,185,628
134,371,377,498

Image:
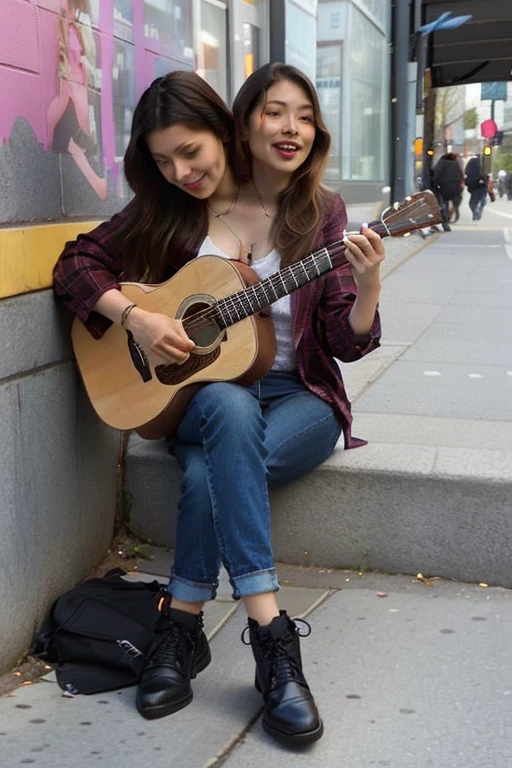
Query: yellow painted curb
0,221,102,299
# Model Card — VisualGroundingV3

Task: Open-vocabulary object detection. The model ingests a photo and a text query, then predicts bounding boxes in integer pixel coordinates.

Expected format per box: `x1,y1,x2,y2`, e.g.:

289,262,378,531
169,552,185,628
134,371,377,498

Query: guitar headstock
369,190,443,238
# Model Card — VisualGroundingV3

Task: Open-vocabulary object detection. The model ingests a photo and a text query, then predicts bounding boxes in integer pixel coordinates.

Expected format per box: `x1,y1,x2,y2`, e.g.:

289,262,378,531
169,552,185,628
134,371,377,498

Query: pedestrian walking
433,152,464,224
464,155,489,221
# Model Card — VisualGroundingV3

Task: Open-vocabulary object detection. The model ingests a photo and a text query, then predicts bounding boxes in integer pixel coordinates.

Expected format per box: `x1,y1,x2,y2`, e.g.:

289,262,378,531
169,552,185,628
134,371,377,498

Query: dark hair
109,71,235,282
232,63,332,266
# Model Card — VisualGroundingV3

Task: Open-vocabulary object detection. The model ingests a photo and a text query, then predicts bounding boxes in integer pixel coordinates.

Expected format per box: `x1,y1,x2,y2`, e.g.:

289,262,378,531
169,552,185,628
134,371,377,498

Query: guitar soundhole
183,301,225,348
154,301,227,385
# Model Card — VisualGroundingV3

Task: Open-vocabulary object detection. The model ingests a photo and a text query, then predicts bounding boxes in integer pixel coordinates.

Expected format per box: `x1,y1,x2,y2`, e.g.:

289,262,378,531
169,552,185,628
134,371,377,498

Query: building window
347,6,387,180
243,22,260,78
316,43,342,182
285,0,317,80
199,0,228,101
143,1,194,64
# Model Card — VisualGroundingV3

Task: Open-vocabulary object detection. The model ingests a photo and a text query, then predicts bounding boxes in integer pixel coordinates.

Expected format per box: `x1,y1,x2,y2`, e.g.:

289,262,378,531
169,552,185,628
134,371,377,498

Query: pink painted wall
0,0,194,214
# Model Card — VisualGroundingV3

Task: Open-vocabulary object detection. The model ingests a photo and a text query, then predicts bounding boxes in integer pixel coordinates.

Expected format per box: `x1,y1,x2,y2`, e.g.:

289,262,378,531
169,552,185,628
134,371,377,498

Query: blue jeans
167,371,342,602
469,186,487,220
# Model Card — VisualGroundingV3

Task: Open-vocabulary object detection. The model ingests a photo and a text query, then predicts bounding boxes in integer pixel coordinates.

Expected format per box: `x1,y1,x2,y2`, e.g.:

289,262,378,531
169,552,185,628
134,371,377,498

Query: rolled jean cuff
168,573,218,603
231,567,279,600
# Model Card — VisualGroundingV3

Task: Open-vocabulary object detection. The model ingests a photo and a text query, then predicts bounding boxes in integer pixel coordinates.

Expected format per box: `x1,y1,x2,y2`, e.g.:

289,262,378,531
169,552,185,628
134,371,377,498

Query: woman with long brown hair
53,65,384,746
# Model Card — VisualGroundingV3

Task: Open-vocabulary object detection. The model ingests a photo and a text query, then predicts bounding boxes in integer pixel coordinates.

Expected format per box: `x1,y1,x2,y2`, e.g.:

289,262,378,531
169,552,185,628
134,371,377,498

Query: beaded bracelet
120,303,137,328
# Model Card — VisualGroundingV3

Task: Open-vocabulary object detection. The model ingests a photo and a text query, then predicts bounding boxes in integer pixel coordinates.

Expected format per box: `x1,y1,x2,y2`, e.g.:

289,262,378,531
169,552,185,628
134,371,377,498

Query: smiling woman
146,126,228,197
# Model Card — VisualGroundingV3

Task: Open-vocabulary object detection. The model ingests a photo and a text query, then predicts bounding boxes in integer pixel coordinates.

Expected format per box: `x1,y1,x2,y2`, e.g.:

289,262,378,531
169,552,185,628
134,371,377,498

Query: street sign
481,82,507,101
481,119,497,138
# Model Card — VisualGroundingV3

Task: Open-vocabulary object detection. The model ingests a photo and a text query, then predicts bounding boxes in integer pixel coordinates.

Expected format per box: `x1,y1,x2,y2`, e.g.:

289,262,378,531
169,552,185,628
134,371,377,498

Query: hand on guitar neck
342,224,385,336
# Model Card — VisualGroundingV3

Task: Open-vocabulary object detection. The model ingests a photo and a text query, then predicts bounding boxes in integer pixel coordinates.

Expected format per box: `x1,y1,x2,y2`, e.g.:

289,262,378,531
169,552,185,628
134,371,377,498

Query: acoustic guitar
72,190,441,439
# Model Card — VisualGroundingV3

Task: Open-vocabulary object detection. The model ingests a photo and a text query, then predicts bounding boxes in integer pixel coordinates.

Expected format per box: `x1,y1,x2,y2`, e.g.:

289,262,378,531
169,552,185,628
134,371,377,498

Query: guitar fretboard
214,241,345,328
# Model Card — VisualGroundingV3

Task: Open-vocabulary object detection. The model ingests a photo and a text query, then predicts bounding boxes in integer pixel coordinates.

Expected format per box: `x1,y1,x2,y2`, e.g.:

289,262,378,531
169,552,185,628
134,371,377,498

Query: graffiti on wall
0,0,194,221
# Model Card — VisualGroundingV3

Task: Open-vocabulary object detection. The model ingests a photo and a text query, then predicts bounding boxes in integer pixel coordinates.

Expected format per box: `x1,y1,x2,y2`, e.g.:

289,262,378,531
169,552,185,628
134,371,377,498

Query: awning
422,0,512,86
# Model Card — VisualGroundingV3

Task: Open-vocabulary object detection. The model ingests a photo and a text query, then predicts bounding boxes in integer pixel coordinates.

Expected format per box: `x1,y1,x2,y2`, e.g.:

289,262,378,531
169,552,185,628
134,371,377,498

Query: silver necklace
207,193,253,263
252,181,273,218
206,185,240,218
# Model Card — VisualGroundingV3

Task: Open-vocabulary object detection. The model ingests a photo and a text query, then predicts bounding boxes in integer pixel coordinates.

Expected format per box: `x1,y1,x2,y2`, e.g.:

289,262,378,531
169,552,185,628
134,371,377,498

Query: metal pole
391,0,411,202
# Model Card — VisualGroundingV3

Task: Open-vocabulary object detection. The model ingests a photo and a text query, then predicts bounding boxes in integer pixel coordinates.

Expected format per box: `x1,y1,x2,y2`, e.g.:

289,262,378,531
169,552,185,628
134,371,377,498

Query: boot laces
147,623,185,669
240,617,311,646
245,618,312,692
263,634,307,691
147,612,204,670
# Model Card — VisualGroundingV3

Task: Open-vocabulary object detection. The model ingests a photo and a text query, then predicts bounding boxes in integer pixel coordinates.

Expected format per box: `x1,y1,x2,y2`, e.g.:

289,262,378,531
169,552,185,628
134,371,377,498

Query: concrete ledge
124,433,512,589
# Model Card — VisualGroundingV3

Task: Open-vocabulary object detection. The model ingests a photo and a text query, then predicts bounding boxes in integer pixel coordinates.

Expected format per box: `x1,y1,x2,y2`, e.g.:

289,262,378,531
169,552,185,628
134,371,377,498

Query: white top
197,236,297,371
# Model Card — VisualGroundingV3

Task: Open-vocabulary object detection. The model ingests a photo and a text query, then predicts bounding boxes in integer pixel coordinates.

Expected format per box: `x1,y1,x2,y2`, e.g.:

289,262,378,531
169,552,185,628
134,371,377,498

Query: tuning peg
393,201,400,210
405,195,411,201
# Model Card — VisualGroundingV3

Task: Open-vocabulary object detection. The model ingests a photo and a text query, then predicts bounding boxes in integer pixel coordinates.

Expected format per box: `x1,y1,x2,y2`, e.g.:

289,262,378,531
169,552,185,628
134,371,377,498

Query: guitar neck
213,239,345,329
183,190,441,332
213,216,388,330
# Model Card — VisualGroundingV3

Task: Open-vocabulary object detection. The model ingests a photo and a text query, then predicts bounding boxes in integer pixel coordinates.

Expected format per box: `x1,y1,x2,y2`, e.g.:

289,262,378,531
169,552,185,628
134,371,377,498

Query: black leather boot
243,611,323,746
136,607,211,720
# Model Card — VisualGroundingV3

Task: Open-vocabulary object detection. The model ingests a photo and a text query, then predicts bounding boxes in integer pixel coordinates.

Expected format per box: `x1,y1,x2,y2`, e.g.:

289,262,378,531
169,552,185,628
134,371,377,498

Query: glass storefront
347,5,388,180
316,0,390,193
243,22,261,78
316,43,343,181
199,0,228,101
143,0,194,65
284,0,317,81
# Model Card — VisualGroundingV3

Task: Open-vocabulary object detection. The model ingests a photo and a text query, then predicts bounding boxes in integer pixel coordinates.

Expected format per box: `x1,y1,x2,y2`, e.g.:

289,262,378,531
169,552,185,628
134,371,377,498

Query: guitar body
72,255,276,438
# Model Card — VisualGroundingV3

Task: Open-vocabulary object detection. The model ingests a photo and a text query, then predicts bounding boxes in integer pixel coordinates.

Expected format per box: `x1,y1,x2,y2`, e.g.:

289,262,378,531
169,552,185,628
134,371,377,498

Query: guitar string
172,199,434,335
179,244,348,334
177,209,419,335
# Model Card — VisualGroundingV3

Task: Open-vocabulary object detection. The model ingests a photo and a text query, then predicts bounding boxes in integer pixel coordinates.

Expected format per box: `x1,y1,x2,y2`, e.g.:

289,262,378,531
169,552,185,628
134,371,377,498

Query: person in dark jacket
433,152,464,224
464,155,489,221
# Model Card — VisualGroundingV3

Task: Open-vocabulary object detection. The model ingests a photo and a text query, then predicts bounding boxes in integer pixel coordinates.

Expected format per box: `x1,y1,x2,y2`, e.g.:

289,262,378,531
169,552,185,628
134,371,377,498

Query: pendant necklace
206,183,274,264
252,181,273,219
206,185,241,218
212,214,254,263
207,185,253,263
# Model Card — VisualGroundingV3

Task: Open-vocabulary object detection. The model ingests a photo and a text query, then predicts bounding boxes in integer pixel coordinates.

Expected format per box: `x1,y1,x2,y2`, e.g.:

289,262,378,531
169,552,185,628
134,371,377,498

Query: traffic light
483,146,492,156
492,131,504,146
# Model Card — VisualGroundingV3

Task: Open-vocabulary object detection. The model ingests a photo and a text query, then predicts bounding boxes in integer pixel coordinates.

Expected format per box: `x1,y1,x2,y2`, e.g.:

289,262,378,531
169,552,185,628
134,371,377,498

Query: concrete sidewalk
1,555,512,768
2,197,512,767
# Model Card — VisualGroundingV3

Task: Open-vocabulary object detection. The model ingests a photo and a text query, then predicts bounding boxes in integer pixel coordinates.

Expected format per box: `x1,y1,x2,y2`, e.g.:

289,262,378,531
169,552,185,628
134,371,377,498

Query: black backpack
34,568,164,695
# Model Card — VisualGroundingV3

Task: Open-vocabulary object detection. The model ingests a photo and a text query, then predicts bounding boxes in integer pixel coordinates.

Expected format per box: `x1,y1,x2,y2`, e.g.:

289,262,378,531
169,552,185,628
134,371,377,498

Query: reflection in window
243,22,260,78
143,0,194,62
284,0,316,80
112,39,135,159
348,7,387,180
114,0,134,43
316,44,342,181
357,0,388,27
199,1,228,102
